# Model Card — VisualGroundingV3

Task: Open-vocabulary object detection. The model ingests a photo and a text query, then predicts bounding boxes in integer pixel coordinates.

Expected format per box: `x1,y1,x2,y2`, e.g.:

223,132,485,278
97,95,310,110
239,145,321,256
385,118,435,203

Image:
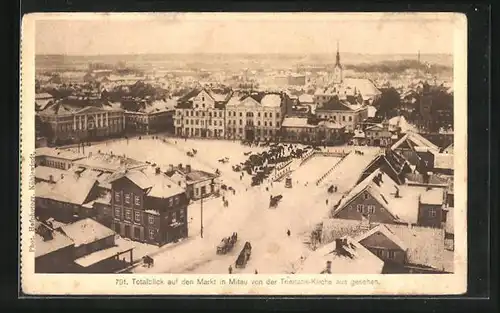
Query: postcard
20,12,467,295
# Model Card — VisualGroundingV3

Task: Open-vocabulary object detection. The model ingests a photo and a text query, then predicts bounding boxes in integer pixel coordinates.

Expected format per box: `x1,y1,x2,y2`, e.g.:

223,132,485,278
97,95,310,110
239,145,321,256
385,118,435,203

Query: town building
314,96,369,132
225,91,289,141
164,164,219,200
331,169,447,228
321,218,453,273
174,88,233,138
35,219,135,273
35,92,55,111
124,99,176,134
281,117,346,145
108,167,189,246
35,147,86,170
37,102,126,145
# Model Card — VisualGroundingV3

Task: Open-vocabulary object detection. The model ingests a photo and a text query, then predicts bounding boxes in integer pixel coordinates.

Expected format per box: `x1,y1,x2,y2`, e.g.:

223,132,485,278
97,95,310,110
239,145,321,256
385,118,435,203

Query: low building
37,103,126,145
321,218,453,273
125,99,176,134
35,93,55,111
108,167,189,246
281,117,346,145
315,97,369,132
299,236,384,274
35,147,86,170
35,220,76,273
363,121,397,147
331,169,447,228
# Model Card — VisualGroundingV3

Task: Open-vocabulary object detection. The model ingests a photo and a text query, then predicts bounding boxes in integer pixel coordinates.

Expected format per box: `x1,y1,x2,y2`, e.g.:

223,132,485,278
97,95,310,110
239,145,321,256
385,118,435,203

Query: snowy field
63,138,380,274
291,156,342,185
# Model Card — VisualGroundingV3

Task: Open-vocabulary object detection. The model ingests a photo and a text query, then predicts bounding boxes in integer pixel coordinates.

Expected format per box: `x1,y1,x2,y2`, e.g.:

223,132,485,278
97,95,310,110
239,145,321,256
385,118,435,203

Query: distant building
174,88,233,139
125,99,176,134
225,91,289,142
281,117,346,145
164,164,219,201
37,103,125,145
315,96,369,132
108,167,189,246
35,147,86,170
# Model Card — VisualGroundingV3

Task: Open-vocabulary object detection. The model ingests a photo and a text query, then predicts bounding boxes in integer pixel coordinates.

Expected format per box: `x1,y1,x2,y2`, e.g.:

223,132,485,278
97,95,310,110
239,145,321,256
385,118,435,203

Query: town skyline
35,13,458,56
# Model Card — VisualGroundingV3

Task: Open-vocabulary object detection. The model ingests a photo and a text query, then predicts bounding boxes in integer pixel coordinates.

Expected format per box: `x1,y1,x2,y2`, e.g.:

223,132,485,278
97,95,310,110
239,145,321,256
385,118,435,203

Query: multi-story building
125,99,176,135
281,117,346,145
315,97,369,132
174,88,232,138
108,167,189,246
225,92,289,142
37,102,125,144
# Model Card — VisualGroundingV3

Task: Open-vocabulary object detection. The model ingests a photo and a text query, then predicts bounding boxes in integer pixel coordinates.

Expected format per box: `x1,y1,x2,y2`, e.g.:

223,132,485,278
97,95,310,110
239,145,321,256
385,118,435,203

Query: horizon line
36,52,453,57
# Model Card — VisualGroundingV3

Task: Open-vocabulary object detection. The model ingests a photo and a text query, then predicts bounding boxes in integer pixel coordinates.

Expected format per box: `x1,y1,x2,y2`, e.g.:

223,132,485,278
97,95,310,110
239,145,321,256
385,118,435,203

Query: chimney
179,163,183,169
335,238,343,252
378,173,383,183
372,176,380,186
49,175,54,183
186,164,191,173
168,164,174,173
325,261,332,274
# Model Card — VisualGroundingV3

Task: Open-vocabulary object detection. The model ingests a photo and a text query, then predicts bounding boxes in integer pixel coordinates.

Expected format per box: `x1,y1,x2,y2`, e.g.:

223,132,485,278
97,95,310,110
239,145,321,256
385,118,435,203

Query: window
175,196,180,205
239,120,242,125
114,207,121,218
148,215,155,225
134,211,141,223
264,121,267,127
169,198,173,207
134,196,140,206
429,208,437,218
356,204,364,212
149,229,155,240
125,209,132,220
258,112,261,117
219,121,222,126
388,250,396,259
114,191,121,202
349,116,353,122
342,116,346,121
134,227,140,239
269,122,273,127
264,112,267,118
276,122,280,127
239,112,242,117
367,205,375,214
124,194,131,204
202,96,205,101
276,113,280,118
172,211,177,223
179,209,185,222
364,193,369,200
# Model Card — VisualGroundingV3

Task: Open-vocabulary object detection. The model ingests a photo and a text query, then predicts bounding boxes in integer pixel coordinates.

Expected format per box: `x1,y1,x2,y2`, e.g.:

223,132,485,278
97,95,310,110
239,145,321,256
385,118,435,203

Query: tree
374,87,401,119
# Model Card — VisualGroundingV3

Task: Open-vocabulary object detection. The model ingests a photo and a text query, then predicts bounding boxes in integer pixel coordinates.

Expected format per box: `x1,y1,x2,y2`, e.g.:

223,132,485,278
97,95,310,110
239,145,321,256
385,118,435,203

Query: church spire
335,41,341,66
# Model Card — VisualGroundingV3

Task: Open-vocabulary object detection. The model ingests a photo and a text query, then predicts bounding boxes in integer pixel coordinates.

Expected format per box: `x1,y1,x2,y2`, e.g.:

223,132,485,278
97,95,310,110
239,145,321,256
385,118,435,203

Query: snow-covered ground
63,138,381,274
291,156,342,184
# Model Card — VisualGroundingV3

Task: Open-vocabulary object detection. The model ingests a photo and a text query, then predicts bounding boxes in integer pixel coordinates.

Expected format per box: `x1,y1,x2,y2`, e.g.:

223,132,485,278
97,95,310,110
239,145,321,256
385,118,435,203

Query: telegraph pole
200,193,204,238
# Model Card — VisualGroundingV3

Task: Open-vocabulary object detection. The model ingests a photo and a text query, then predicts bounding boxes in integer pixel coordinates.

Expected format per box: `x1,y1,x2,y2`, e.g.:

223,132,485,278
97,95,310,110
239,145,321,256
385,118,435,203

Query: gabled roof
35,221,74,258
365,124,385,132
59,218,115,247
391,132,439,152
36,174,97,205
354,224,408,251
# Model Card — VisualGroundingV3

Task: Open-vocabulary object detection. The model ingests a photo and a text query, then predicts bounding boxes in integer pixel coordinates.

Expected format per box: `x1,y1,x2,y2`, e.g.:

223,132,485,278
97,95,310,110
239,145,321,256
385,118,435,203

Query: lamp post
200,180,215,239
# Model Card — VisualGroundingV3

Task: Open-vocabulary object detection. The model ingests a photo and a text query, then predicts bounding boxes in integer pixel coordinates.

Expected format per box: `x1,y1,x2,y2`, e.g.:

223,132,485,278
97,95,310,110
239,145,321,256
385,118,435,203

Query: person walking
228,265,233,274
287,229,291,237
326,199,329,205
254,269,258,274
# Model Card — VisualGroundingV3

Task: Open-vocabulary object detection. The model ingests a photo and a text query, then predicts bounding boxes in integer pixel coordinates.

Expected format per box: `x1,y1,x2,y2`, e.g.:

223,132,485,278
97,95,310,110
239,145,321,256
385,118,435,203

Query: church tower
332,41,343,84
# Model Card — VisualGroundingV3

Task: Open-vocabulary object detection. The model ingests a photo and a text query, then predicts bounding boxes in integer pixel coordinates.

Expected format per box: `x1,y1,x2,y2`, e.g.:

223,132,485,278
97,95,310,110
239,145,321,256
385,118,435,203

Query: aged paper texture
20,12,467,295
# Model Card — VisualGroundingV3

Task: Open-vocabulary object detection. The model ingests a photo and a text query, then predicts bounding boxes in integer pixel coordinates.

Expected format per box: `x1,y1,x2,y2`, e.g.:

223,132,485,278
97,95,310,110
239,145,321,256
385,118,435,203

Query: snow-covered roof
391,132,439,152
332,169,423,224
366,105,377,118
354,224,408,251
342,78,381,99
433,153,454,170
36,147,86,161
299,236,384,274
74,153,146,172
36,93,54,99
282,117,314,128
261,94,282,107
353,130,365,139
388,115,417,133
59,218,115,247
35,166,68,182
420,188,445,205
74,241,135,268
36,174,97,205
298,94,314,104
35,222,74,258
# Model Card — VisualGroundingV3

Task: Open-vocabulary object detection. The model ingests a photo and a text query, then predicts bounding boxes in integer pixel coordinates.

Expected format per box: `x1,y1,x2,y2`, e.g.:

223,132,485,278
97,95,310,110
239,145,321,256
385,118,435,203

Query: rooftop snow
60,218,115,247
74,242,135,268
35,166,69,182
391,132,439,152
282,117,314,128
260,94,282,107
299,236,384,274
36,147,86,161
433,153,454,170
73,153,146,172
35,93,54,99
298,94,314,104
342,78,381,99
420,188,445,205
35,223,74,258
36,174,97,205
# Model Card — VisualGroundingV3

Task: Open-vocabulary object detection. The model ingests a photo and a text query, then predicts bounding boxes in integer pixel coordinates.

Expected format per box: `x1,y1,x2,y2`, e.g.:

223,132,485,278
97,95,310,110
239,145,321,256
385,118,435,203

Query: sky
33,13,460,56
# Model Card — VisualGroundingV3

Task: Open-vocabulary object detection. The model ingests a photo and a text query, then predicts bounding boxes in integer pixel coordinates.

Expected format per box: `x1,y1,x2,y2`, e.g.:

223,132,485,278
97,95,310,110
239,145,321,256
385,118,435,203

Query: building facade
174,88,231,139
109,170,189,246
37,104,126,144
225,92,288,142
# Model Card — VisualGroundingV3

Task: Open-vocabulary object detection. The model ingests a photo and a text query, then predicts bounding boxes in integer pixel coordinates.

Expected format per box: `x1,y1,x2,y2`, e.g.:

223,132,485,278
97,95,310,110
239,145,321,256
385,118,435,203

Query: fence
315,151,352,186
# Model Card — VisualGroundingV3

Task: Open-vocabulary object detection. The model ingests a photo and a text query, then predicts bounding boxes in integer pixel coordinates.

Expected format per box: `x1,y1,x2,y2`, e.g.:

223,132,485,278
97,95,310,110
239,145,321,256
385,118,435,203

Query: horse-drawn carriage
235,242,252,269
269,195,283,208
142,255,154,268
216,232,238,255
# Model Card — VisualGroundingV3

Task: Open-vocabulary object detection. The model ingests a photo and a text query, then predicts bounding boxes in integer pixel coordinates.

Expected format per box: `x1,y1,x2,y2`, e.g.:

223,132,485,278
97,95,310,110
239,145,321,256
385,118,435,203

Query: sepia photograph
20,12,467,295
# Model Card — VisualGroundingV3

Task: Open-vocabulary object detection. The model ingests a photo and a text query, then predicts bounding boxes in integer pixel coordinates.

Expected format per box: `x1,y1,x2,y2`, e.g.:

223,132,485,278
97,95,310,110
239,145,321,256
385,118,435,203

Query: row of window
373,248,396,260
317,115,353,122
114,207,185,224
227,111,279,119
226,128,276,136
179,119,224,127
44,159,66,170
356,204,376,214
177,110,224,118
